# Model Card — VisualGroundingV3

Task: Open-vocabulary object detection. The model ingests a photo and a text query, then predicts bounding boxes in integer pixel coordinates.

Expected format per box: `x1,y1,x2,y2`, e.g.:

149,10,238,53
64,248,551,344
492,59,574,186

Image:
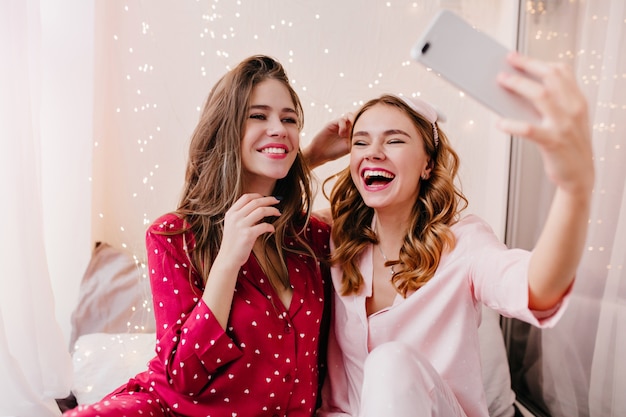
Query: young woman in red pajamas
64,55,352,417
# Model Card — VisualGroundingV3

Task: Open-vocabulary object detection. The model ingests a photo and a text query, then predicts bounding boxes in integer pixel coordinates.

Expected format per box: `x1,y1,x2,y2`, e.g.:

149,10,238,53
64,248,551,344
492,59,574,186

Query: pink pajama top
317,215,569,417
127,213,331,417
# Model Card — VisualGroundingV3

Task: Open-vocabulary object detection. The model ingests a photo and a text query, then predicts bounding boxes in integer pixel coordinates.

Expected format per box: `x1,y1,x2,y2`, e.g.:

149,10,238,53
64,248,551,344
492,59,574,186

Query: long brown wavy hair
329,94,467,297
175,55,315,290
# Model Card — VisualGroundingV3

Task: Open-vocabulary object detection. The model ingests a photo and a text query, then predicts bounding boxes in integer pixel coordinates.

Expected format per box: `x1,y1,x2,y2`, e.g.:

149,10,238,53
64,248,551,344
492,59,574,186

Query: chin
360,196,388,210
272,171,293,181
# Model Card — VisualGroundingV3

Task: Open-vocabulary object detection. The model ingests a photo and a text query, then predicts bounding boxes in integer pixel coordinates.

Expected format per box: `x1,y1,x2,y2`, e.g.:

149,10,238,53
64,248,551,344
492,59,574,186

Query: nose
266,116,287,137
364,142,385,160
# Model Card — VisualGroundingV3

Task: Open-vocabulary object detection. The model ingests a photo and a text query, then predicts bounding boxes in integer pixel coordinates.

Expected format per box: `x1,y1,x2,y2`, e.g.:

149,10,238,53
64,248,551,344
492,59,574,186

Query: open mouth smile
362,169,395,187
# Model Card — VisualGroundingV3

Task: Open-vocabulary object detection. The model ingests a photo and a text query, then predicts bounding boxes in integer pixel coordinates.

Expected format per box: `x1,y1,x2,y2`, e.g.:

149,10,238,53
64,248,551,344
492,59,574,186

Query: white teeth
261,147,287,154
363,170,394,179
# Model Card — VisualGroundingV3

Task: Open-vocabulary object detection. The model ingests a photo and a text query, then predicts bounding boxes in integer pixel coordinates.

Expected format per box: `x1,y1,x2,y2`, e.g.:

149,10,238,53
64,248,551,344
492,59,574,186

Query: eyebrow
249,104,297,114
352,128,412,138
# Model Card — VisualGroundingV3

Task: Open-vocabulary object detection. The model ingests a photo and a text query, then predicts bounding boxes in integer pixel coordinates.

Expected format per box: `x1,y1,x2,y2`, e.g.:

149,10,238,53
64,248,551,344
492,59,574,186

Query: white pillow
69,243,156,350
71,333,156,405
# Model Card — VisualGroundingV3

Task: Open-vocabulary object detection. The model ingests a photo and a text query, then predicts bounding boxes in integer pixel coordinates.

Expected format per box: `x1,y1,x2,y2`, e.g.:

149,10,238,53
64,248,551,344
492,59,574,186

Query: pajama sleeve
146,217,243,396
463,215,571,327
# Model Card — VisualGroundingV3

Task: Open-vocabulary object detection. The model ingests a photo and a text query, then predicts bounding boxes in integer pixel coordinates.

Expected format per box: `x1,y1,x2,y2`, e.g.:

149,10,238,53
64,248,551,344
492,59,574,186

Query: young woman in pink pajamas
64,55,351,417
316,53,594,417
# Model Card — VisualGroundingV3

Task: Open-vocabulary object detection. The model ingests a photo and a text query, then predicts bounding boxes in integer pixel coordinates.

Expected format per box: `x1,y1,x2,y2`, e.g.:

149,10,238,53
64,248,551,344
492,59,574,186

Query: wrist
302,146,322,169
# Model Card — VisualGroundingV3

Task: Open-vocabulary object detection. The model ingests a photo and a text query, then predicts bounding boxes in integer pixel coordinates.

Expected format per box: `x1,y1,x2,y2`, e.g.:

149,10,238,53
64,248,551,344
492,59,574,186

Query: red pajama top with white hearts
134,213,331,417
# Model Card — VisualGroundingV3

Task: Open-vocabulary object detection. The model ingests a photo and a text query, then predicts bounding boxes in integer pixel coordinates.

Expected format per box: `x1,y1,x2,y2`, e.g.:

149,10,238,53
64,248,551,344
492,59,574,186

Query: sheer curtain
576,1,626,414
505,1,626,416
583,2,626,415
0,1,73,416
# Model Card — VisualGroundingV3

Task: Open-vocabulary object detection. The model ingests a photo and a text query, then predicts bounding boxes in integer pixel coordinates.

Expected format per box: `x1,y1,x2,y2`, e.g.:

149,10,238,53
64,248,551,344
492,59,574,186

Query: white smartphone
411,10,540,123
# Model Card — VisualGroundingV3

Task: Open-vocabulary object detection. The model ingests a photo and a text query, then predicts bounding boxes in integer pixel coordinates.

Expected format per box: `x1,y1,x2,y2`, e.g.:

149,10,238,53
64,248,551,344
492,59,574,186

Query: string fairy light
90,0,625,334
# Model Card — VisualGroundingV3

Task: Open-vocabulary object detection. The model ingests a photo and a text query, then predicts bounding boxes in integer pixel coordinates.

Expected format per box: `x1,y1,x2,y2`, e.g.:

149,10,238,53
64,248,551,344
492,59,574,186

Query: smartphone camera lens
421,42,430,54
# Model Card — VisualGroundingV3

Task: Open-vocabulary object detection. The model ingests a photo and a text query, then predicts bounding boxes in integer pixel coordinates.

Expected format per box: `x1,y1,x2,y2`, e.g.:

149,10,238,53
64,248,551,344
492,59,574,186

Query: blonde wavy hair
329,94,467,297
174,55,315,290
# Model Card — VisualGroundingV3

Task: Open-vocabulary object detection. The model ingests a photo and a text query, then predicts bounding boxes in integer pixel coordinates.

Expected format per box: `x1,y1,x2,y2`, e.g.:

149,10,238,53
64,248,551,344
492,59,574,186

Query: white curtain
1,0,624,416
0,0,73,416
583,1,626,415
540,0,626,414
506,1,626,416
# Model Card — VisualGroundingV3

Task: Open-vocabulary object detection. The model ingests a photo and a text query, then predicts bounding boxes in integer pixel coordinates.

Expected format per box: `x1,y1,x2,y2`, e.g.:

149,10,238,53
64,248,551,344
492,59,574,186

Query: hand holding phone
411,10,541,123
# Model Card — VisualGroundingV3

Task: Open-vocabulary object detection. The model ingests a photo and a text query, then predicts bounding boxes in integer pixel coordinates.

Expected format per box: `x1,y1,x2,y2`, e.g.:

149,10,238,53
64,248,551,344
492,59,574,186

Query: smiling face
241,78,300,195
350,103,432,216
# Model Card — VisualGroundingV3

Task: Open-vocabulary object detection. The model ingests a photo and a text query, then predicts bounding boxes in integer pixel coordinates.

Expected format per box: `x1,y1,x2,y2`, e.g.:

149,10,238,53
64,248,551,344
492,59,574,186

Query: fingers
506,52,577,89
496,54,594,195
495,117,533,138
227,194,281,228
303,115,352,168
496,53,588,143
338,112,355,136
230,193,279,211
328,113,353,137
498,53,584,121
220,194,282,266
224,194,281,243
505,52,554,79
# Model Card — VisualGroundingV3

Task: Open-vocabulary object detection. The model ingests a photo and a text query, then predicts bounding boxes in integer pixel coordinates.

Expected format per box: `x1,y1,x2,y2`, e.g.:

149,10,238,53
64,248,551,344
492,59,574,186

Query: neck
374,210,409,260
375,210,409,238
242,175,277,196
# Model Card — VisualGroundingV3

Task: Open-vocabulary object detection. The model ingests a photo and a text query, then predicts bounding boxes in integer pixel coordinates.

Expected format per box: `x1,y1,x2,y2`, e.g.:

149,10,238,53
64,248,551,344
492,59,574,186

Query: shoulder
308,215,331,242
451,214,497,237
448,214,505,252
311,207,332,226
145,213,195,251
304,215,331,254
147,212,186,235
309,214,331,233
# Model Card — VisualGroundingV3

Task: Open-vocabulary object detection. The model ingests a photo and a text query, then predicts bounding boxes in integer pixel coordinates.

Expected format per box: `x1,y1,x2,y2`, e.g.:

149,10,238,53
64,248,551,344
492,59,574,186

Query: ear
421,159,433,180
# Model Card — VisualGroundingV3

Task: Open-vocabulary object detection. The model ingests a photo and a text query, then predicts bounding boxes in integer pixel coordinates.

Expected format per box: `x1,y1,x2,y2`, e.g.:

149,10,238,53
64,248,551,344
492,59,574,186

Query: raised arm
496,53,594,311
302,114,352,169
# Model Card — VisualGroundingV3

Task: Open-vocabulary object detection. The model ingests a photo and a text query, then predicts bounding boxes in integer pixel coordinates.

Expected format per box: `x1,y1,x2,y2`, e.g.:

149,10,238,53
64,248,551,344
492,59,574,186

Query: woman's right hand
203,194,281,329
217,194,282,268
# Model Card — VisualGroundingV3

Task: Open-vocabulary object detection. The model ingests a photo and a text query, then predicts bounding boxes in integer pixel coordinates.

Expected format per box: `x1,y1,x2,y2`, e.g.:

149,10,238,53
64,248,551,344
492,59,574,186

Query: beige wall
49,0,521,343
